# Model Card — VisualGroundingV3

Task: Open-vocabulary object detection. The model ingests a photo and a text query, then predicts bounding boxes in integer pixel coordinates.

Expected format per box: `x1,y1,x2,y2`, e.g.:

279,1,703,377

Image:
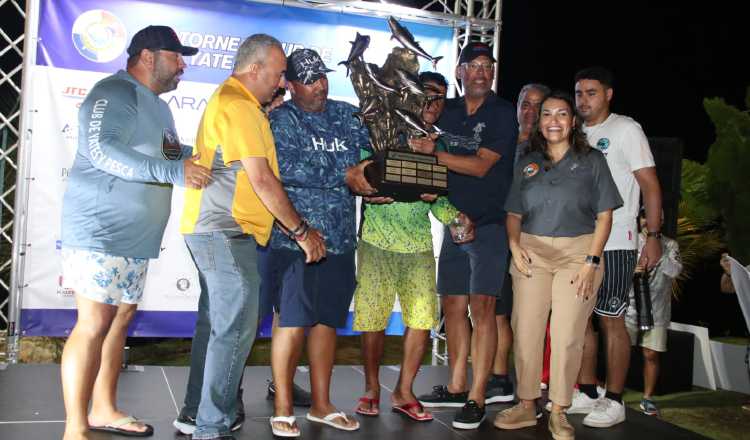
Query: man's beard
153,57,181,94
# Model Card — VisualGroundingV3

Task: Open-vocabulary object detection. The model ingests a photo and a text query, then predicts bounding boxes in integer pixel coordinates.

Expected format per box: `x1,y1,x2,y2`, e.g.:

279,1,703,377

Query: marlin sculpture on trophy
341,16,448,201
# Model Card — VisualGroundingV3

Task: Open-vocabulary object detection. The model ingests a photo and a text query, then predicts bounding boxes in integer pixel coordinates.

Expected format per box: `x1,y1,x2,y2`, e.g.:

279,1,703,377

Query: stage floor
0,364,707,439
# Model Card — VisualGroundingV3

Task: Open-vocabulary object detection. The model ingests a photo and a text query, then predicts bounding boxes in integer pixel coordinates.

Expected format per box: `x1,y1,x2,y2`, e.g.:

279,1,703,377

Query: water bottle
633,270,654,330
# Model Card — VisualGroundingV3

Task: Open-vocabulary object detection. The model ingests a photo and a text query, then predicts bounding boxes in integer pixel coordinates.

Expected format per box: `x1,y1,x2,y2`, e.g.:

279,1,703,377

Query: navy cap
285,49,334,85
458,42,496,65
126,25,199,57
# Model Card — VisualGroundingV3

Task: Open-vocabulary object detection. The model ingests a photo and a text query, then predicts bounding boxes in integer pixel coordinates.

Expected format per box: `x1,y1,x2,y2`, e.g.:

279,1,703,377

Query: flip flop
392,402,434,422
89,416,154,437
355,397,380,416
306,411,360,431
269,415,300,437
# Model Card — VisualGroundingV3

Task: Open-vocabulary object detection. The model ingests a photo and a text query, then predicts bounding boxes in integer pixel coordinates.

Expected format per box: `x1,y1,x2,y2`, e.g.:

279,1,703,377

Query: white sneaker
582,397,626,428
544,388,603,414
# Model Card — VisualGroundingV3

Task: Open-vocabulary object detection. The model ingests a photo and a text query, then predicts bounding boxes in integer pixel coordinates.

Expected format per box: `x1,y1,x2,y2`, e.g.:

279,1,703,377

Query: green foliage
673,158,723,298
703,88,750,264
673,211,723,298
679,159,717,224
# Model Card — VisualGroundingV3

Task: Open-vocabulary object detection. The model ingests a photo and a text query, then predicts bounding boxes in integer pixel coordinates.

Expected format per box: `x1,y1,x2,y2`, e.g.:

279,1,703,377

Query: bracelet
289,219,307,237
646,230,662,239
290,220,310,241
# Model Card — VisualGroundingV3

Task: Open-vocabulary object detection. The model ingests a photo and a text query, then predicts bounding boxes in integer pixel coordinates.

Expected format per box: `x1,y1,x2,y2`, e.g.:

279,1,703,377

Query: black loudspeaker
647,137,683,239
596,329,694,395
625,329,694,395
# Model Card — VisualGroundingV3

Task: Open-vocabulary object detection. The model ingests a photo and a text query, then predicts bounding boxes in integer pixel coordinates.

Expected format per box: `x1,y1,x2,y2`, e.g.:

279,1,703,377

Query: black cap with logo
458,42,496,65
285,48,334,85
126,25,199,57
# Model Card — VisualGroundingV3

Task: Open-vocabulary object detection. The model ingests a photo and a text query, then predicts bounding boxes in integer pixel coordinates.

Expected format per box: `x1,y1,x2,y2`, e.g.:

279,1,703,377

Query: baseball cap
126,25,199,57
458,42,496,65
285,49,334,85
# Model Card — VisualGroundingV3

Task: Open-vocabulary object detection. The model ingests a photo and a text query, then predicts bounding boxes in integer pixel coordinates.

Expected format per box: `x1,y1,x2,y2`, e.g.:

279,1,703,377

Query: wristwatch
584,255,601,267
646,230,662,239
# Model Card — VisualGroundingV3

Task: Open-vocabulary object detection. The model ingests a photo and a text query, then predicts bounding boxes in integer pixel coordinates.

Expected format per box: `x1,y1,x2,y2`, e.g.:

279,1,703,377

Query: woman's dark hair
526,90,590,159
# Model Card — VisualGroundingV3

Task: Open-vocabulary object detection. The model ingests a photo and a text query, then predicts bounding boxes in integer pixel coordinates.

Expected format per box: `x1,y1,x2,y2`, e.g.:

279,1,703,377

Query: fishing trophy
340,17,448,201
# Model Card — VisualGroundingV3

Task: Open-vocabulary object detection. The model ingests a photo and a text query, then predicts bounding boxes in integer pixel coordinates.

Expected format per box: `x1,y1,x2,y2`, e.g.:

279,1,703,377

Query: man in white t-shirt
567,66,663,428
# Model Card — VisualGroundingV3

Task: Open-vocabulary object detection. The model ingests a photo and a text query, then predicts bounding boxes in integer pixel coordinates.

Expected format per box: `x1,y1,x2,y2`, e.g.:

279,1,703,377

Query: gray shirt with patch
505,148,622,237
61,70,188,259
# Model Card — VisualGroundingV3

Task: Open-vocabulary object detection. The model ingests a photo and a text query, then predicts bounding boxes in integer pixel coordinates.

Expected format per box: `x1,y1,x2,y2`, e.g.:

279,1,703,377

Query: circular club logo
72,10,127,63
523,162,540,178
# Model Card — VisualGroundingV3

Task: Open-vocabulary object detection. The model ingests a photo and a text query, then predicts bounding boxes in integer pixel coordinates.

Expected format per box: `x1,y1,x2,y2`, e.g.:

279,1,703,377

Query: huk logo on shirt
311,136,348,152
596,138,610,155
472,122,486,142
523,163,540,178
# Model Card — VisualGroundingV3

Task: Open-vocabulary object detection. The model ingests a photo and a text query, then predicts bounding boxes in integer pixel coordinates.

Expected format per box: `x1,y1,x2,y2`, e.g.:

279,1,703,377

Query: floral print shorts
61,248,149,305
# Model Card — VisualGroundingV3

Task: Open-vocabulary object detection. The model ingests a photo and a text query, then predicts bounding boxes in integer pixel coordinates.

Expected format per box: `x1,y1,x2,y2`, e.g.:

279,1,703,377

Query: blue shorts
437,222,509,297
261,248,356,328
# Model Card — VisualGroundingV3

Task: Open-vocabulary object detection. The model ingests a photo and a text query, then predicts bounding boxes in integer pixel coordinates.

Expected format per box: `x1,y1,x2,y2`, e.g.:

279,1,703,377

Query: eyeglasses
464,62,494,72
424,94,446,103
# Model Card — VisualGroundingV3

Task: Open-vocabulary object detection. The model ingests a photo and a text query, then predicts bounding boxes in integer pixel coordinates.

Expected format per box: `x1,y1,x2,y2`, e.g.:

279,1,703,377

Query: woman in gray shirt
493,91,622,440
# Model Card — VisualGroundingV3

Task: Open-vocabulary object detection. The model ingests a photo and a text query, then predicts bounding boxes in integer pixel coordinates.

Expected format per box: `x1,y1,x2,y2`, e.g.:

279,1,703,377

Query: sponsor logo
523,162,540,178
71,10,127,63
176,278,191,292
62,123,77,141
57,276,75,297
596,137,610,155
62,86,89,109
311,137,348,152
165,95,208,112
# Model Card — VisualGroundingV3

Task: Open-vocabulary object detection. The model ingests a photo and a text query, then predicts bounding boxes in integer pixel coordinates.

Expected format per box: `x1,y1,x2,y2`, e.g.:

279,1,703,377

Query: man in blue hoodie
59,25,210,439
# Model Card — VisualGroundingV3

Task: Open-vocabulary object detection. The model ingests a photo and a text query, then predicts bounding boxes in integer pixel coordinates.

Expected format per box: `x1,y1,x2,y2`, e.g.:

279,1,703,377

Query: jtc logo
71,10,127,63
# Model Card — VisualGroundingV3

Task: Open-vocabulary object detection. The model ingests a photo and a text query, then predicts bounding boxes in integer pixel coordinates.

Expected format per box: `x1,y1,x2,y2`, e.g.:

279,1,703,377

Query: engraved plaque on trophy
364,150,448,201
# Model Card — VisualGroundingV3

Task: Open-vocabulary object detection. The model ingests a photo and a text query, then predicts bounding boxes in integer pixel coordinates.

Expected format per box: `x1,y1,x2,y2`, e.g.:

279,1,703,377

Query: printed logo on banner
176,278,191,292
62,86,88,109
61,123,77,142
165,95,209,112
55,240,75,297
71,10,128,63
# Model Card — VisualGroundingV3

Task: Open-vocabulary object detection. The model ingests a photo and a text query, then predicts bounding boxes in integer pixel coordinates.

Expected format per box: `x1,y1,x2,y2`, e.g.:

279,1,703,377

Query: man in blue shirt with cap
264,48,373,437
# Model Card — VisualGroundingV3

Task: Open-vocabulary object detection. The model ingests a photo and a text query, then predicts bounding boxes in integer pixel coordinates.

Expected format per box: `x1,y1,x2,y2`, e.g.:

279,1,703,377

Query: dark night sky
495,0,747,162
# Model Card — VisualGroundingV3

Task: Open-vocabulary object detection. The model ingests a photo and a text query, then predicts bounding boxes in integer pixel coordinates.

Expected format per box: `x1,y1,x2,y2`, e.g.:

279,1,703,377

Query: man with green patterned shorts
353,73,461,422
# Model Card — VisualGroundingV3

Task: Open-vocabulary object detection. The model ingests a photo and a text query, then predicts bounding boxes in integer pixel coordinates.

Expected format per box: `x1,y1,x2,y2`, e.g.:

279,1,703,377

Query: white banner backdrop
20,0,454,337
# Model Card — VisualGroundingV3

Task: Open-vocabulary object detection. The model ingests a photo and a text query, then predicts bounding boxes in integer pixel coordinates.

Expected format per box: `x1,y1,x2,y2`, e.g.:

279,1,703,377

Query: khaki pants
510,233,603,406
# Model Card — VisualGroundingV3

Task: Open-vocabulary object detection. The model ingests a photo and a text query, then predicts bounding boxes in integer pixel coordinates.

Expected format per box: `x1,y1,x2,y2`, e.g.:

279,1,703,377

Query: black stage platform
0,364,707,439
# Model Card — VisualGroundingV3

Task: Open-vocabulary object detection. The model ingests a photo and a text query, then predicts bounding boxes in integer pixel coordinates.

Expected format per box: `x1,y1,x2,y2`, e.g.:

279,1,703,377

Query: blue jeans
182,231,260,439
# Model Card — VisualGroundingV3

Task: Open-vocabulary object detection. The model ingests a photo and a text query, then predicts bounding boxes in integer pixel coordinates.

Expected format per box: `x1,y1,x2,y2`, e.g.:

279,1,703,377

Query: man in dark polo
414,42,518,430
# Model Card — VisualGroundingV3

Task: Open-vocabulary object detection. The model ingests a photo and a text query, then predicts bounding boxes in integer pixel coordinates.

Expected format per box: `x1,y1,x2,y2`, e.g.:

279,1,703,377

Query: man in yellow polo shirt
175,34,326,440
